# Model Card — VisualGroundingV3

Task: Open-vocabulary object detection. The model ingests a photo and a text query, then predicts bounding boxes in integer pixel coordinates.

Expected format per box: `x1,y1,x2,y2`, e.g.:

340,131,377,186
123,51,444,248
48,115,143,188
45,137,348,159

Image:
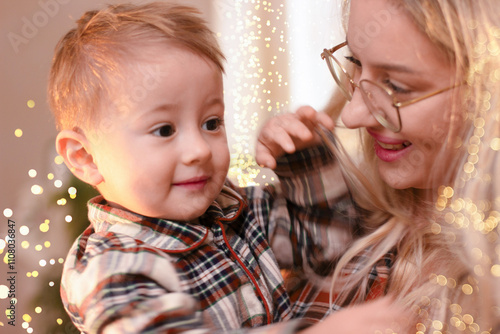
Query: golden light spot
26,272,32,278
464,162,475,174
68,186,77,195
432,320,443,330
44,241,51,248
444,212,455,224
35,245,43,251
57,198,67,206
442,186,454,198
491,264,500,277
28,169,37,178
491,138,500,151
462,284,473,295
437,275,448,286
3,208,13,218
468,144,479,155
47,173,54,180
14,129,23,137
31,185,43,195
27,100,35,108
450,303,462,314
19,226,29,236
420,296,431,306
56,318,63,325
54,155,64,165
463,314,474,325
474,264,484,277
469,323,480,332
21,241,29,249
58,258,64,264
23,314,32,322
431,223,441,234
39,222,49,233
416,323,426,332
35,307,42,314
32,271,39,278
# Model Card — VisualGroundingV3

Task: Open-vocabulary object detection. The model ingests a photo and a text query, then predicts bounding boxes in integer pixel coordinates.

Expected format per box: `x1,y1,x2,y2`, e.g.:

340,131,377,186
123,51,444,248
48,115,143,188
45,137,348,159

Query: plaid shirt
274,146,394,324
61,146,384,333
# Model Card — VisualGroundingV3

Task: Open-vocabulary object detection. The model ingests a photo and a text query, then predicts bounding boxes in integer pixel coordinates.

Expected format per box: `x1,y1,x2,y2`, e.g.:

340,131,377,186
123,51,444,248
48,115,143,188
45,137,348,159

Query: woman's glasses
321,41,461,133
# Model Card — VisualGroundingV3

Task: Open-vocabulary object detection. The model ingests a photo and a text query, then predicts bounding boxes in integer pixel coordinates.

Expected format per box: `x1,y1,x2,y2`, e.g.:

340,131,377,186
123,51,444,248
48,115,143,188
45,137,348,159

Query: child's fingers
255,145,277,169
316,112,335,131
260,114,314,151
258,122,295,154
295,106,335,132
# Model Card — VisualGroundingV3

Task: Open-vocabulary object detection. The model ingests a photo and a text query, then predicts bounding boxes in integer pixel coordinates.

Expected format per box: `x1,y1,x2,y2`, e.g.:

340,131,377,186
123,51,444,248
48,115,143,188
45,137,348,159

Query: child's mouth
173,177,209,190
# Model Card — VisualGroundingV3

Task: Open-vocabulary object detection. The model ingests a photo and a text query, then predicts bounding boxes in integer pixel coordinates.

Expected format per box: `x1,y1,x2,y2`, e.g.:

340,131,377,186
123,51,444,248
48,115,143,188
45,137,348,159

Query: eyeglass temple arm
321,41,348,59
395,81,463,108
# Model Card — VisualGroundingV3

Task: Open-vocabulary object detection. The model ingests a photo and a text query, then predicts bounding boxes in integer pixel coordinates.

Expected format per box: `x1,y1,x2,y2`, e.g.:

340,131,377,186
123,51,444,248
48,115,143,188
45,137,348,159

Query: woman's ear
55,129,104,186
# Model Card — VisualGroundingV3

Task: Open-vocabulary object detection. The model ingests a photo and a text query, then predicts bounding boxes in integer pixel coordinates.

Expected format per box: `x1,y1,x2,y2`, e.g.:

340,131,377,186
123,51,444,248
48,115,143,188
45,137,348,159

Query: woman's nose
340,88,380,130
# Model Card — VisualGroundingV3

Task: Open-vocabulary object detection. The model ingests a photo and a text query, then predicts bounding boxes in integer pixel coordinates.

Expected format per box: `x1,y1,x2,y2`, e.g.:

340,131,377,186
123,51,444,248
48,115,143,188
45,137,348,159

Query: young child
49,3,353,333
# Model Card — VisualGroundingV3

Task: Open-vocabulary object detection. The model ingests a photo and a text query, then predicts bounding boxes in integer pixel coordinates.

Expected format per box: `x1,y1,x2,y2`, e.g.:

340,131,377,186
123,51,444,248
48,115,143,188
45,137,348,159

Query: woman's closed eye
202,117,224,131
382,79,411,95
345,55,361,68
153,124,175,137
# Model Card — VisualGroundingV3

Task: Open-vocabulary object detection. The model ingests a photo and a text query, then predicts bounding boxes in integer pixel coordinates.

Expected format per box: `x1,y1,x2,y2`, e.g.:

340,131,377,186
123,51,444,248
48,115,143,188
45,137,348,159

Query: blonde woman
257,0,500,332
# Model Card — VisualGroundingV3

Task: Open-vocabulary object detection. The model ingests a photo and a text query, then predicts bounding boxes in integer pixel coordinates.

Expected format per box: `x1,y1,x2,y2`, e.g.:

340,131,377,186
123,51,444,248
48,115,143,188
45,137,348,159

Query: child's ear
55,129,103,186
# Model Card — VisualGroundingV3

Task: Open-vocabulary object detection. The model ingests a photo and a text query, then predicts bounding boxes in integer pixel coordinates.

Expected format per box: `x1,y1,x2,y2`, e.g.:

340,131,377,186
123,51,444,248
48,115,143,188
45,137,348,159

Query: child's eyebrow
205,97,225,108
151,103,179,113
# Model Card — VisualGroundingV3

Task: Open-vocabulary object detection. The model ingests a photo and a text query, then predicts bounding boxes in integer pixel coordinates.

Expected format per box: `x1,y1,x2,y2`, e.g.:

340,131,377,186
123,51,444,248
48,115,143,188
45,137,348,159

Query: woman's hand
256,106,335,169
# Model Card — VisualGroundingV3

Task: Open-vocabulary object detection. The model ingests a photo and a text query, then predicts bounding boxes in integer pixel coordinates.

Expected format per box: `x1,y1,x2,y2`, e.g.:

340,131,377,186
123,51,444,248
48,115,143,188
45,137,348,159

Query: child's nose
181,131,212,165
340,89,379,130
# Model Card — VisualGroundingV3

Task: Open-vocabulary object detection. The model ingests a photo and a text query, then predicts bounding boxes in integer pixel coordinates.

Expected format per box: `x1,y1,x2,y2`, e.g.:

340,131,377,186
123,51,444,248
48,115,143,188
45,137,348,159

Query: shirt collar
87,183,246,252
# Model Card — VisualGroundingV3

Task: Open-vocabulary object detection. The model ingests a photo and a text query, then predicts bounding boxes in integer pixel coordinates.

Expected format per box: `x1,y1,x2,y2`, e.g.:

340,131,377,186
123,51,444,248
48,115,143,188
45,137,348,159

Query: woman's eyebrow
372,62,418,74
346,38,420,75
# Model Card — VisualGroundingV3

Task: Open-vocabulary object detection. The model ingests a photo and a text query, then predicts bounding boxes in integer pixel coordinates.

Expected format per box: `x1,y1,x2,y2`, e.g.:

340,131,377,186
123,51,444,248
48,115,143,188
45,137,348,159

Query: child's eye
202,117,224,131
153,124,175,137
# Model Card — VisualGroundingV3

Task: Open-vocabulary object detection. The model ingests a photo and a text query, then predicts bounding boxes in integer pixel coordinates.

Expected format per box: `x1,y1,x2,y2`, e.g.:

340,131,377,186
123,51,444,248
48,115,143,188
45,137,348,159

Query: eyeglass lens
326,46,401,132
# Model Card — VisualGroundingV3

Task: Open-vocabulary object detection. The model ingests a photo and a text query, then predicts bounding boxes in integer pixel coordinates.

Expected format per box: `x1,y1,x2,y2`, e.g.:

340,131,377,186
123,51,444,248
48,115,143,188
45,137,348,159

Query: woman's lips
367,130,413,162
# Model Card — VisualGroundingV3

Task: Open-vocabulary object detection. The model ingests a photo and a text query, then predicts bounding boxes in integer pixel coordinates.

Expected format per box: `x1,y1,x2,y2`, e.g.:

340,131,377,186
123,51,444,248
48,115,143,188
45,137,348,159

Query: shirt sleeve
61,231,207,333
241,144,359,273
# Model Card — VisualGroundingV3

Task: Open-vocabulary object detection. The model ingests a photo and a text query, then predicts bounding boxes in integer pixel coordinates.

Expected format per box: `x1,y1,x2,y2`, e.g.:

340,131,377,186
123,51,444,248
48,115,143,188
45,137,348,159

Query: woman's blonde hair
48,2,225,130
328,0,500,331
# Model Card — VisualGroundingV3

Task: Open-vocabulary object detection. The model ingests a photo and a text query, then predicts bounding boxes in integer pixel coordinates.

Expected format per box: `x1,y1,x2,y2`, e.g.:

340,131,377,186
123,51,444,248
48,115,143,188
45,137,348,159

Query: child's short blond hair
48,2,225,130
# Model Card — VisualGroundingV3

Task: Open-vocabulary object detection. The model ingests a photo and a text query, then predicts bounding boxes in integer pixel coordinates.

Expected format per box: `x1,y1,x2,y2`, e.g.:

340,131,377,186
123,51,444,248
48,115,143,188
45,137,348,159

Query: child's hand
256,106,335,169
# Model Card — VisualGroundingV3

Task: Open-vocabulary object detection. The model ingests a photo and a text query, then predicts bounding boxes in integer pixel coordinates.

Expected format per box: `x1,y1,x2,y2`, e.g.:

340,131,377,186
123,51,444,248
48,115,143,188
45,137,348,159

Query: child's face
88,45,229,221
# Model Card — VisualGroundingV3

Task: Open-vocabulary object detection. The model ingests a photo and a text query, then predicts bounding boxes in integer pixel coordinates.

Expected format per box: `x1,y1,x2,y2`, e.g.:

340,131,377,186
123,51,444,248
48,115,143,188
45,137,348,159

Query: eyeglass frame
321,41,462,133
